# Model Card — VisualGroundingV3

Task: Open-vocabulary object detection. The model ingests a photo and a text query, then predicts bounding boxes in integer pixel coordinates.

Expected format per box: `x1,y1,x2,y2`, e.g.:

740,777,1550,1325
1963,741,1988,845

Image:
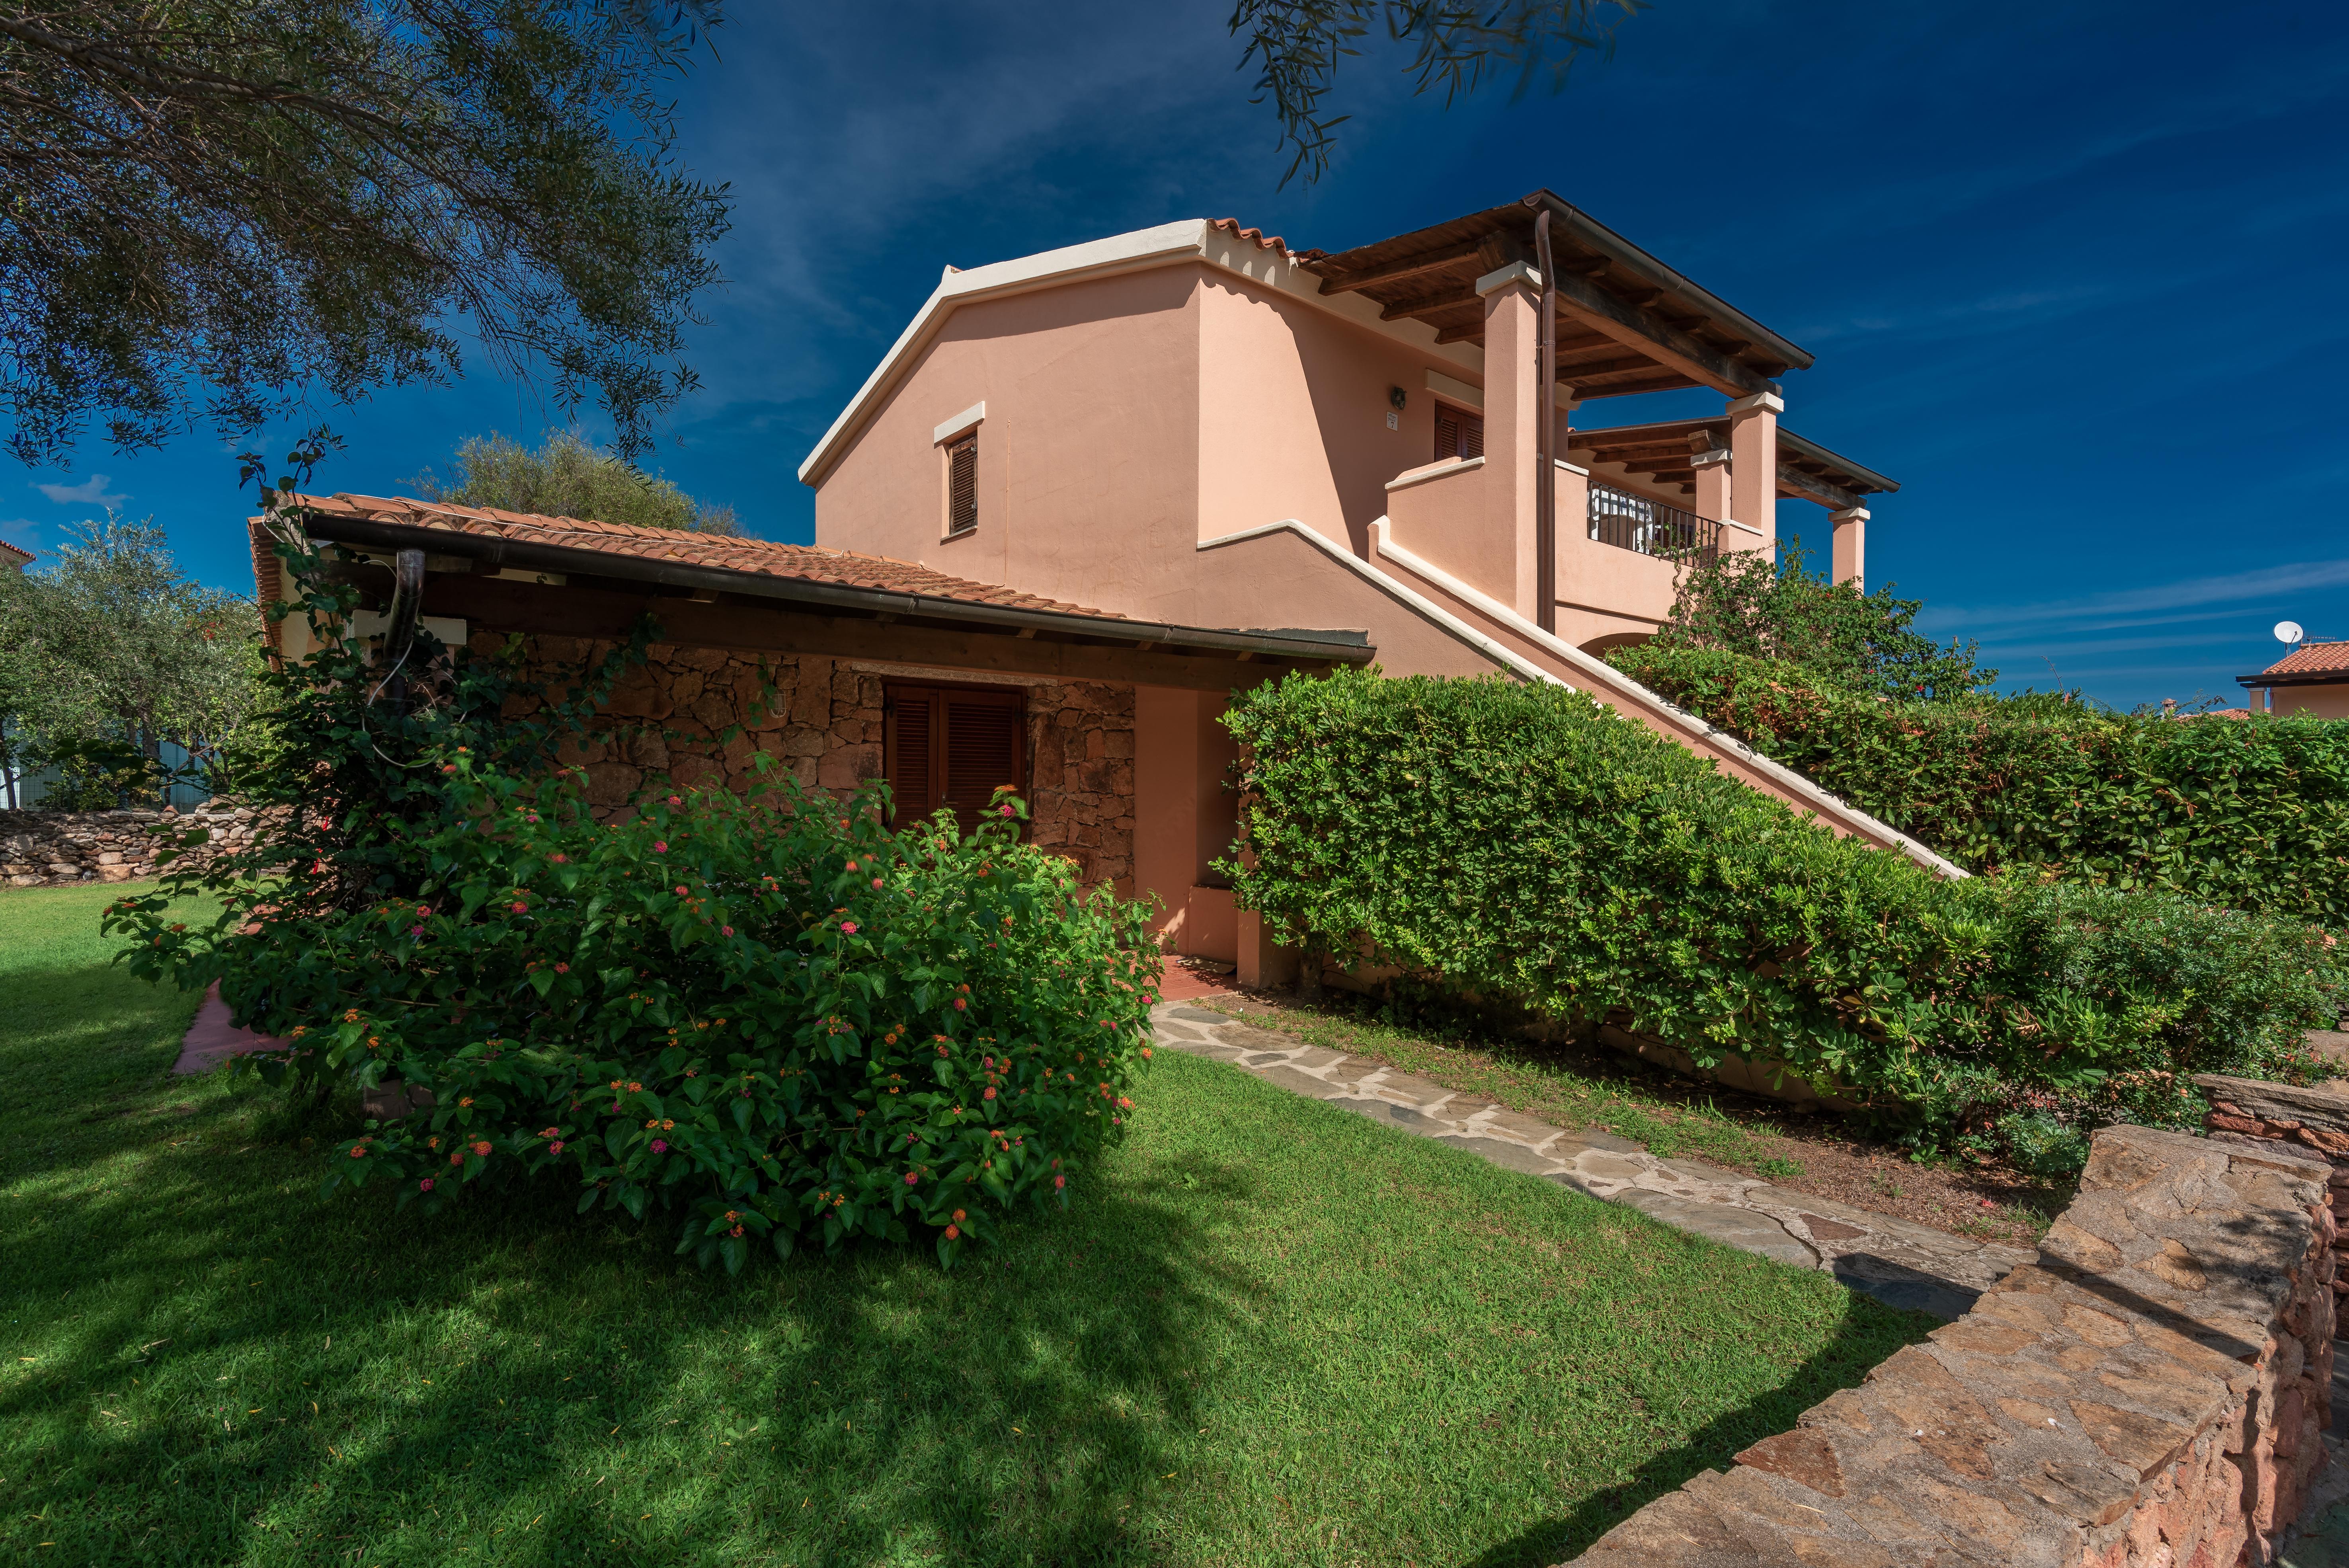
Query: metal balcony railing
1588,485,1720,563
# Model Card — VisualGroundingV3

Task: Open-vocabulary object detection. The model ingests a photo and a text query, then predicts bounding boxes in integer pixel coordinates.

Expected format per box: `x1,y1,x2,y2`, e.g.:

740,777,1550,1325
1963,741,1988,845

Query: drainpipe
370,547,427,710
1533,207,1558,634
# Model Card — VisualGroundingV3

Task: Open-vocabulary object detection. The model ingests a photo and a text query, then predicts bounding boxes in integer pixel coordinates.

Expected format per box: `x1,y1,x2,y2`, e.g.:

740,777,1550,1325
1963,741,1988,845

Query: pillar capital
1474,261,1543,297
1830,505,1871,525
1726,389,1785,416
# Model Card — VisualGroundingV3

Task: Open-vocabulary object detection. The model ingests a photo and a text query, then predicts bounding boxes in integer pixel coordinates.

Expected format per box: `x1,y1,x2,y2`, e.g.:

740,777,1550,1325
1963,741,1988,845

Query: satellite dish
2276,621,2305,645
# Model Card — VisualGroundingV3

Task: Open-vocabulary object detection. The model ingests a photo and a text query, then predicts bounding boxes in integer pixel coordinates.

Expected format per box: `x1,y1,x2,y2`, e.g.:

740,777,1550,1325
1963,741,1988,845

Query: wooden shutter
886,690,938,822
1434,403,1485,462
884,683,1023,831
946,433,978,535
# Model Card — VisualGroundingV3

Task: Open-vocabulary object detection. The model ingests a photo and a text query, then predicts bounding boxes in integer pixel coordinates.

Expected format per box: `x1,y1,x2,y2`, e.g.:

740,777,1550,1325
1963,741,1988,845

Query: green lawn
0,884,1930,1567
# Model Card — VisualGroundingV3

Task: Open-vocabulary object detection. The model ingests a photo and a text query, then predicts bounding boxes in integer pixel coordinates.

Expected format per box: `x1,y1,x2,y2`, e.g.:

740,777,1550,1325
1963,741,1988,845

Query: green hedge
1222,668,2344,1159
1609,646,2349,924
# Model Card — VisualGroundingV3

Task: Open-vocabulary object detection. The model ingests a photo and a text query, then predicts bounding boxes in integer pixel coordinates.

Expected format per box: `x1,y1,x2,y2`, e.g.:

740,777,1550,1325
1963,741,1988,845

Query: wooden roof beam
1315,240,1483,294
1776,462,1862,511
1549,270,1777,398
1379,289,1480,323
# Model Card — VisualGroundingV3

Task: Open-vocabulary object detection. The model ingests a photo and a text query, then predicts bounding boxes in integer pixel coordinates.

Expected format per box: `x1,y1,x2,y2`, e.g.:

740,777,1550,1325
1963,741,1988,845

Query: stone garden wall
2199,1071,2349,1339
0,801,259,888
1563,1124,2335,1568
500,636,1137,891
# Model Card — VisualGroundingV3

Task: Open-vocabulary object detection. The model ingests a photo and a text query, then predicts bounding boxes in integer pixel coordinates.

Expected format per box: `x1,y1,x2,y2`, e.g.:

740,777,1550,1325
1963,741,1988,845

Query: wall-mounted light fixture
1388,386,1408,410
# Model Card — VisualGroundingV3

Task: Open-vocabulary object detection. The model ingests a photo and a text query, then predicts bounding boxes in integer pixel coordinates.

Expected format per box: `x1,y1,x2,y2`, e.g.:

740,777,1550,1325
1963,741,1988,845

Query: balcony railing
1588,484,1719,563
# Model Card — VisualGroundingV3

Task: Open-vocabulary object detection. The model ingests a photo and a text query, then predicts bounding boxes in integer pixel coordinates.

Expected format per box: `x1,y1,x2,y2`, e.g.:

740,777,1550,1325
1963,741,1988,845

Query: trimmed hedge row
1609,645,2349,924
1222,669,2344,1159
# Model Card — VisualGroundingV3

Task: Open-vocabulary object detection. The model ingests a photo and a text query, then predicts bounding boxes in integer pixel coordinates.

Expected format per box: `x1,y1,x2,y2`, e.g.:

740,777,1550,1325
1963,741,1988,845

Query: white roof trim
799,220,1488,487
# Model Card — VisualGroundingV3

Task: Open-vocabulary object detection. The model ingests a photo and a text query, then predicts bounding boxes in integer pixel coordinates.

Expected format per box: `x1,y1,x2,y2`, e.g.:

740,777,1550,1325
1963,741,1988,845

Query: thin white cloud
34,473,125,507
1917,559,2349,639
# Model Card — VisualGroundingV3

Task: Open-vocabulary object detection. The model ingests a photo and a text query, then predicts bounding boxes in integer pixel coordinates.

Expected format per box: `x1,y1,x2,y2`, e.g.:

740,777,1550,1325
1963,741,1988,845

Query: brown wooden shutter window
945,433,978,536
1433,402,1484,463
883,683,1024,831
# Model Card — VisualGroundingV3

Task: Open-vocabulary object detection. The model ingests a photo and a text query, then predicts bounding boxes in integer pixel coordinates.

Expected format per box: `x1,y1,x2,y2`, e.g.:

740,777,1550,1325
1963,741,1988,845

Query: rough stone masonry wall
0,802,258,888
503,636,1136,889
1562,1125,2334,1568
2199,1071,2349,1339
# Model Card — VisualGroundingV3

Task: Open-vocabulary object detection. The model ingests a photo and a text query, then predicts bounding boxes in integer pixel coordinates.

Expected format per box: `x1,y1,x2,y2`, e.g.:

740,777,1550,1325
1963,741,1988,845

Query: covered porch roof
1567,418,1898,511
1295,191,1812,401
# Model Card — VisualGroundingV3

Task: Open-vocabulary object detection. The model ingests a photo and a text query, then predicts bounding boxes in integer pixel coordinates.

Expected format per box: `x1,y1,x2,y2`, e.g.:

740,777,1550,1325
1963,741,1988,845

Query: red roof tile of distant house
2250,640,2349,682
0,539,32,568
263,493,1116,618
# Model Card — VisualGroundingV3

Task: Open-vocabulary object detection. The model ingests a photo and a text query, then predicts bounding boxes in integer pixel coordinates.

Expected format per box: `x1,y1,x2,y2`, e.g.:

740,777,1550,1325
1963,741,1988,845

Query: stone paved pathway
1152,999,2033,1321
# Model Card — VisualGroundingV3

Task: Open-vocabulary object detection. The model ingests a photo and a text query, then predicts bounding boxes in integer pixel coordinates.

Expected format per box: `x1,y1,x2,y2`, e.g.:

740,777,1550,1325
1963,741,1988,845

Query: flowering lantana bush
113,757,1160,1271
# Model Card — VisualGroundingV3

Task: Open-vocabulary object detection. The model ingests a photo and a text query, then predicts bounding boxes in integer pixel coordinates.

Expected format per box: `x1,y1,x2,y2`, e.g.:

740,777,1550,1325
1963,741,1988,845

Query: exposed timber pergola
1568,419,1899,510
1295,190,1813,401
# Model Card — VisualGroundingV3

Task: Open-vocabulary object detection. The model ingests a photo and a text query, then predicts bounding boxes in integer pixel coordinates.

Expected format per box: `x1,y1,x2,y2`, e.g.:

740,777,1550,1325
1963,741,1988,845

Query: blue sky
7,0,2345,709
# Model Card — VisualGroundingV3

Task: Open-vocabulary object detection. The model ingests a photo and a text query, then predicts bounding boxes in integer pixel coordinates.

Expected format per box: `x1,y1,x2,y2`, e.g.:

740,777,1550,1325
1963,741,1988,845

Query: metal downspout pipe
1533,206,1558,634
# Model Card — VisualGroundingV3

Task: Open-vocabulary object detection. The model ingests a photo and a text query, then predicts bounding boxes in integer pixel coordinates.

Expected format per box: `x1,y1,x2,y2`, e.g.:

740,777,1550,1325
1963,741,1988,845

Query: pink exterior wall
2273,685,2349,719
812,267,1204,616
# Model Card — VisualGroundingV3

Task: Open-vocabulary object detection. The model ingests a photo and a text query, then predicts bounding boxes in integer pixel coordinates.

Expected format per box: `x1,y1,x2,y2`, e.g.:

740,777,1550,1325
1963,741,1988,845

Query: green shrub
1612,645,2349,923
1221,669,2344,1165
104,523,1159,1270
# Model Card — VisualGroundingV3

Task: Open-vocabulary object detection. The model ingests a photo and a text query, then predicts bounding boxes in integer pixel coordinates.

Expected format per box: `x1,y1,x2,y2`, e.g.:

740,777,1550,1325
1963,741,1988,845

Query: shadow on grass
1461,1293,1934,1568
0,1067,1268,1567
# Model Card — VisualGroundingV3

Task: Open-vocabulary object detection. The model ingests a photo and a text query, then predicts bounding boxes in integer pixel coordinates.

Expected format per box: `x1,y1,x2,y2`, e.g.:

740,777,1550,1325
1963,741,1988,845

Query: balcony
1586,484,1719,564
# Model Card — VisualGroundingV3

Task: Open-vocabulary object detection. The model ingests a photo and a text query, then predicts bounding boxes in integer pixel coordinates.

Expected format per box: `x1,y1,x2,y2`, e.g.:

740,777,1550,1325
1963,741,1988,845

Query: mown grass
1,884,1931,1566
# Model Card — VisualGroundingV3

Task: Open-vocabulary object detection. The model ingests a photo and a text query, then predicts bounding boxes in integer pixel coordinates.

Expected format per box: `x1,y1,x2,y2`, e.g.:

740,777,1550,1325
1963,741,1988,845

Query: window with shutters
882,682,1024,831
944,432,978,536
1432,402,1485,463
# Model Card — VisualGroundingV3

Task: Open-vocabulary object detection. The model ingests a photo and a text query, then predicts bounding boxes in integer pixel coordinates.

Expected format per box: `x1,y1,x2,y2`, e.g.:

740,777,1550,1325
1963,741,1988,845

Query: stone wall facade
1564,1125,2335,1568
0,802,258,888
502,636,1136,890
2199,1071,2349,1339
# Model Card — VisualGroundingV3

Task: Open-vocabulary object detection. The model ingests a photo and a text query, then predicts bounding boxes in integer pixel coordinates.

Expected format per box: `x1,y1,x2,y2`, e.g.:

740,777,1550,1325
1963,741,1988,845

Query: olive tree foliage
1229,0,1645,184
0,516,265,804
417,430,739,534
0,0,731,467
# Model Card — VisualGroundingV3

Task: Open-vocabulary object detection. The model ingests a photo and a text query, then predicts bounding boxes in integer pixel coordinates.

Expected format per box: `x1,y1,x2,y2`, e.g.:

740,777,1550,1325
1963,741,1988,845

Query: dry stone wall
2199,1071,2349,1338
1562,1124,2335,1568
1,802,258,888
496,636,1136,891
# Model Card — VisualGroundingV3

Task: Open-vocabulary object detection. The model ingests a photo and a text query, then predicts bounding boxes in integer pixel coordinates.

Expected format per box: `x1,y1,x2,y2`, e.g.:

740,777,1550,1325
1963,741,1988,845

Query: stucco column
1691,443,1731,523
1727,388,1783,546
1477,261,1543,621
1830,506,1868,589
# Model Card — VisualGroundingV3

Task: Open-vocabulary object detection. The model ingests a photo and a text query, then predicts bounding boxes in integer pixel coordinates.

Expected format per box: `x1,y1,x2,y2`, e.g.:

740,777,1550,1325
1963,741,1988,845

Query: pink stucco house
2243,642,2349,718
256,195,1945,992
800,192,1943,967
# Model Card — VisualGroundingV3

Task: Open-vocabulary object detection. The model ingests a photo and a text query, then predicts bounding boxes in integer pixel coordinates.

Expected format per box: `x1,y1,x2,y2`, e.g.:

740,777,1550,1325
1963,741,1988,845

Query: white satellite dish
2276,620,2305,645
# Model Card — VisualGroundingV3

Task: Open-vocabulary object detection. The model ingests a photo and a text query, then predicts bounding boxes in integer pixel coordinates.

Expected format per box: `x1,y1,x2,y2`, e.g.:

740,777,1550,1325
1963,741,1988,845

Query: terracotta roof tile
273,493,1123,620
1209,217,1305,260
2257,641,2349,680
0,539,33,565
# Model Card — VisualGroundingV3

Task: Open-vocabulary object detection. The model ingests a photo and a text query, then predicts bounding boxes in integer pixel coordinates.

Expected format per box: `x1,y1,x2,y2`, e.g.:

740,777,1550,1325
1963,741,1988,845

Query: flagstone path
1151,999,2034,1321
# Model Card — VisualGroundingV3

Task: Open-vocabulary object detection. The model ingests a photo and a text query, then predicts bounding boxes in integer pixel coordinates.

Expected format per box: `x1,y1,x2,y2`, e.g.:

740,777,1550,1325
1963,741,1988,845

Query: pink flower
418,1177,434,1191
840,921,858,935
650,1139,667,1153
871,878,883,889
653,841,668,853
410,925,423,936
415,905,431,917
720,925,734,936
1054,1174,1066,1189
999,804,1013,818
548,1140,565,1154
509,902,527,914
904,1172,918,1186
944,1223,960,1239
675,885,688,896
667,794,682,805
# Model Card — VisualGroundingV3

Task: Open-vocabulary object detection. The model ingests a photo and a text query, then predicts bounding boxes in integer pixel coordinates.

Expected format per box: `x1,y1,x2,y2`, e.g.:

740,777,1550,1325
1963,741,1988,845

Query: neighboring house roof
1297,190,1812,392
252,493,1374,667
2241,640,2349,688
1567,417,1898,509
0,539,32,570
